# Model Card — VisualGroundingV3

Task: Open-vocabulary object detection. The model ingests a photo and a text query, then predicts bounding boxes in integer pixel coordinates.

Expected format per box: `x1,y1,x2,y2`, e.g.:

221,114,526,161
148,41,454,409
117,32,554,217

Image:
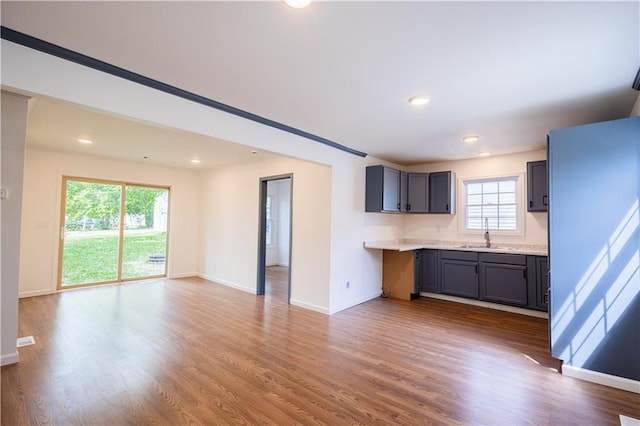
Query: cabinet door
527,160,548,212
480,263,528,306
399,171,408,213
417,249,439,293
382,167,401,212
536,257,549,311
441,259,478,298
407,173,429,213
429,171,455,214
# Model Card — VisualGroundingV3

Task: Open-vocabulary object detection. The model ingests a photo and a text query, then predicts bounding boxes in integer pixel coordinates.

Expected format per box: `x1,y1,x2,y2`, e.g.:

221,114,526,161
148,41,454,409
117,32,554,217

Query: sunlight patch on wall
552,200,639,368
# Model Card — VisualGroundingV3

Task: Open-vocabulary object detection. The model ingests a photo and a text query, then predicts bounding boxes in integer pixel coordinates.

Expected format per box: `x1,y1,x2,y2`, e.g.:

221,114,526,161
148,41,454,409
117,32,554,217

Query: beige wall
18,148,200,297
198,156,332,312
1,92,30,366
405,149,548,245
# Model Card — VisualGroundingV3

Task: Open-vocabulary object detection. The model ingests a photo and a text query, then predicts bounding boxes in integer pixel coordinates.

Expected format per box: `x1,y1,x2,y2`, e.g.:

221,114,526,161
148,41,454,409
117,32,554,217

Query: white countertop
363,239,547,256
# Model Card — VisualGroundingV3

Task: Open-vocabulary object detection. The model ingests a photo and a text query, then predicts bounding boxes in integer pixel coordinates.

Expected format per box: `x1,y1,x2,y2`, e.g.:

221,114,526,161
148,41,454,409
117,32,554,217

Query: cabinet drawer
479,253,526,265
441,250,478,261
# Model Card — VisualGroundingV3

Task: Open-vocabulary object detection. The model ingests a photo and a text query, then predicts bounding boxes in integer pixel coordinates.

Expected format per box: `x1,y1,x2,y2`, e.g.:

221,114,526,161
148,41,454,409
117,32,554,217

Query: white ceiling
2,1,639,167
26,98,279,170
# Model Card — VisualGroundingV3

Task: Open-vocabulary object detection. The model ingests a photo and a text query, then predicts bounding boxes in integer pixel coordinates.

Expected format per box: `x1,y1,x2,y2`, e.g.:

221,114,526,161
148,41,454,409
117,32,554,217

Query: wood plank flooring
2,268,639,425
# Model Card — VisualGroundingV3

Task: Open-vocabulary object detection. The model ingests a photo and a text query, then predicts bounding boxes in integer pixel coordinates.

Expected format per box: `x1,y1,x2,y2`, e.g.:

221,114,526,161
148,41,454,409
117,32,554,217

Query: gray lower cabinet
415,249,439,293
479,253,528,307
535,257,549,311
440,251,479,298
480,263,528,306
414,249,548,312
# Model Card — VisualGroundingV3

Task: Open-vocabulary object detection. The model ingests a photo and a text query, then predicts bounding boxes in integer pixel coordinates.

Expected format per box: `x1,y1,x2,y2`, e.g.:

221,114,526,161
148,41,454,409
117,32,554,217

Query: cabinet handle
407,204,411,211
445,204,449,211
543,195,548,206
523,269,527,279
475,265,478,274
529,200,533,208
397,203,401,211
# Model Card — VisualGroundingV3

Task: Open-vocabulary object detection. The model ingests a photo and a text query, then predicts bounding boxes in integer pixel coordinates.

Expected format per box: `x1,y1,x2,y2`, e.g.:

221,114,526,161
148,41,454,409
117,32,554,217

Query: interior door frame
257,174,293,303
57,175,171,290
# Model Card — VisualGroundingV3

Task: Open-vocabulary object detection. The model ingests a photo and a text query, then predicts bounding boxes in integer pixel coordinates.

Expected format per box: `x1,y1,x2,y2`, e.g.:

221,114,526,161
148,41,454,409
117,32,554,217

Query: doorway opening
257,175,292,302
58,176,170,289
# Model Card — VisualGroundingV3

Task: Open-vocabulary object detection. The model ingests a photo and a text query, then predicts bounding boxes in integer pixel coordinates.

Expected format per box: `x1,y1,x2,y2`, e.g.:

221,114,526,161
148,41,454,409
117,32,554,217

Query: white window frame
457,172,526,236
266,194,276,247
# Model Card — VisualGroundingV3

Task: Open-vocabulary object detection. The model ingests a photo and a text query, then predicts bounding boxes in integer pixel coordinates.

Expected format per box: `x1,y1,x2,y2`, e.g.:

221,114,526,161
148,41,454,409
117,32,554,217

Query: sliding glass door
122,185,169,280
59,177,169,289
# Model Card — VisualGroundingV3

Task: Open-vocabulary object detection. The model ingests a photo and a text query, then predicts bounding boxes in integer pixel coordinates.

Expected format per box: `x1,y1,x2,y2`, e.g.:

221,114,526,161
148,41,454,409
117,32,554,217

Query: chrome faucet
484,217,491,248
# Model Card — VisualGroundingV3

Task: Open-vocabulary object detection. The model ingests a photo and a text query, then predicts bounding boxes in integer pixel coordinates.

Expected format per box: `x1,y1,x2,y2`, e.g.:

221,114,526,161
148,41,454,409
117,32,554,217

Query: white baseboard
167,272,197,279
197,273,255,295
329,290,382,315
562,365,640,394
620,414,640,425
19,289,55,299
1,351,19,366
420,292,548,319
289,298,330,315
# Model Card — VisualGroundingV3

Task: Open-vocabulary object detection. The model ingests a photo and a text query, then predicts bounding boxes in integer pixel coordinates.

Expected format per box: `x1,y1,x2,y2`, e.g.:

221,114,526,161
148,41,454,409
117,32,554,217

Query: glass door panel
60,179,121,287
121,186,169,280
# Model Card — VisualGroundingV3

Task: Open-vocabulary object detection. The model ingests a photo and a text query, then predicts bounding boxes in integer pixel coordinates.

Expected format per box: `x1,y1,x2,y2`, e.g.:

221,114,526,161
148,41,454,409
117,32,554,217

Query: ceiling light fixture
77,138,93,144
283,0,312,8
408,95,430,106
191,159,201,164
478,152,491,157
462,135,480,143
251,150,258,155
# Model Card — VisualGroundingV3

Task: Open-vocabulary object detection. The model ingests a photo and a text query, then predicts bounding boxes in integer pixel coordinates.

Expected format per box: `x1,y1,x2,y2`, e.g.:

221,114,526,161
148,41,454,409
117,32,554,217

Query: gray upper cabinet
366,165,407,212
399,171,408,213
407,173,429,213
429,171,456,214
527,160,547,212
366,166,454,214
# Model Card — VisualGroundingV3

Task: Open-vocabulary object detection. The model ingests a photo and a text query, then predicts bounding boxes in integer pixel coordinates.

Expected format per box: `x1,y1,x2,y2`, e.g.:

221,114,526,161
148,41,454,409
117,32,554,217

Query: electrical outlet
0,188,6,199
346,281,350,289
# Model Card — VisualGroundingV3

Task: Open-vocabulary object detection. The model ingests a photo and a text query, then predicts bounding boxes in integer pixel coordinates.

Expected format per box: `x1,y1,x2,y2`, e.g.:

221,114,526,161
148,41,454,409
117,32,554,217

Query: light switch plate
0,188,6,199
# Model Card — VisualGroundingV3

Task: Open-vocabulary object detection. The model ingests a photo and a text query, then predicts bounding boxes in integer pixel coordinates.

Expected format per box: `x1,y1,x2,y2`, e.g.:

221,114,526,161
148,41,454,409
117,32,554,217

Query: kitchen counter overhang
364,239,547,256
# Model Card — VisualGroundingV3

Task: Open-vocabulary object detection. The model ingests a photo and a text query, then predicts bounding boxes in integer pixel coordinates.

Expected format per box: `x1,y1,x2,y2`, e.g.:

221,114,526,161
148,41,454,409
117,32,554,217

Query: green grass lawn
61,230,167,286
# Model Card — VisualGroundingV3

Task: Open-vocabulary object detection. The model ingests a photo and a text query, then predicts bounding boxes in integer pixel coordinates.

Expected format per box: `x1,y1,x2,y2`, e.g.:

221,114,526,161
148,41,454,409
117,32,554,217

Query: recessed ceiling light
284,0,312,8
77,138,93,144
251,150,258,155
478,152,491,157
191,159,201,164
462,135,480,143
408,95,430,106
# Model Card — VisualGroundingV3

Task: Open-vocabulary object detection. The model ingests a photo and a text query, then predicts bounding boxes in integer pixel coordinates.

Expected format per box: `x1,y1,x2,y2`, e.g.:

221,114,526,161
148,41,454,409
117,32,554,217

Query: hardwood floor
265,265,289,299
2,274,638,425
